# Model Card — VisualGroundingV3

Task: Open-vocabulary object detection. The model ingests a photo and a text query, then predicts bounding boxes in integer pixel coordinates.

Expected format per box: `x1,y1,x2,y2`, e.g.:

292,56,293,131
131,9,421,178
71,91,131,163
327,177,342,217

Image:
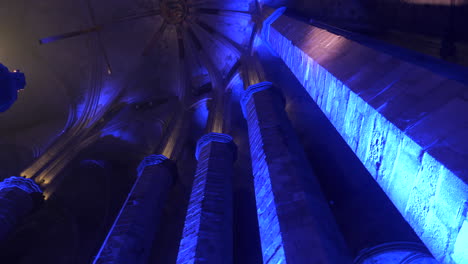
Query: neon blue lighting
75,101,86,121
74,83,116,122
266,24,468,263
100,129,136,143
261,7,286,55
0,63,26,112
97,85,117,110
192,99,210,129
251,155,286,263
0,176,42,194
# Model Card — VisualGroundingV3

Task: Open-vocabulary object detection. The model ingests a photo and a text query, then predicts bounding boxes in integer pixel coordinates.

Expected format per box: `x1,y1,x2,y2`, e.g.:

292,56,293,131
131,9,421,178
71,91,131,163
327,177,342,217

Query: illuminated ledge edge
195,133,236,161
137,154,169,177
0,176,42,194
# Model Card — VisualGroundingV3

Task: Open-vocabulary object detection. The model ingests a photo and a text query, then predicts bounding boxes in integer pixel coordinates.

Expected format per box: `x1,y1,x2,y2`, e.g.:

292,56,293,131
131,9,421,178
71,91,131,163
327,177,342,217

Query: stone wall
266,12,468,263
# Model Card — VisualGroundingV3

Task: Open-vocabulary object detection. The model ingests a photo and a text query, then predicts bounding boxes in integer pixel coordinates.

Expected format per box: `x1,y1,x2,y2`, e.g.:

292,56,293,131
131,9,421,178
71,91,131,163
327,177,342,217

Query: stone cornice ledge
240,81,274,117
195,133,236,161
137,154,170,177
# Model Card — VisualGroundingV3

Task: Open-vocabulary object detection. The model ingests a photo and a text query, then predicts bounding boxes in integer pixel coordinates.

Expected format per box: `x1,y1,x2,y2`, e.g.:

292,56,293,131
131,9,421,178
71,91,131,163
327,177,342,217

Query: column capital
240,81,273,117
195,133,236,161
0,176,42,194
137,154,170,177
240,81,286,118
261,6,287,44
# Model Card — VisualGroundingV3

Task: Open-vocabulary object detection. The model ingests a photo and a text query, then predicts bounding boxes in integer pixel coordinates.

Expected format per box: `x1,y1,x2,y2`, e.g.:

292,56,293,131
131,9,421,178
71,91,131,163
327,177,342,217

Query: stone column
251,39,439,263
93,155,176,264
355,242,439,264
0,176,43,242
176,133,236,264
241,82,351,264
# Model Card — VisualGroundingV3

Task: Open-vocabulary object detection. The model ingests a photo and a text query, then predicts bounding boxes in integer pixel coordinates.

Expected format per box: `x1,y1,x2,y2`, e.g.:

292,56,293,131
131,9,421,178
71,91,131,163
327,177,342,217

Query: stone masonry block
452,219,468,263
421,209,451,261
433,167,468,230
378,127,404,188
363,114,390,178
382,136,422,212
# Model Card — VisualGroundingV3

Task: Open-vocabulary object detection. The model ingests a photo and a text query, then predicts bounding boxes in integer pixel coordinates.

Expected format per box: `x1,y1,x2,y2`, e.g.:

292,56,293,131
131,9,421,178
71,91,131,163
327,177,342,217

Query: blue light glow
97,85,117,110
0,176,42,194
191,98,210,130
100,129,136,143
0,63,26,112
266,22,468,263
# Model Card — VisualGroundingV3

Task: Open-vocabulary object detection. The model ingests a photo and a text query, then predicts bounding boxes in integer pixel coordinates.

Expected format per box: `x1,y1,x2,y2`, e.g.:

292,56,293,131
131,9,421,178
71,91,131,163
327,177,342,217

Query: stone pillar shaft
93,155,175,264
177,133,236,264
0,176,42,242
241,82,351,264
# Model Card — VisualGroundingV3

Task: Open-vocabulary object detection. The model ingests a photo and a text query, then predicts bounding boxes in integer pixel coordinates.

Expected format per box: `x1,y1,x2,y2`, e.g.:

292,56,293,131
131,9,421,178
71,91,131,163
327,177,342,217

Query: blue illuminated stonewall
264,9,468,263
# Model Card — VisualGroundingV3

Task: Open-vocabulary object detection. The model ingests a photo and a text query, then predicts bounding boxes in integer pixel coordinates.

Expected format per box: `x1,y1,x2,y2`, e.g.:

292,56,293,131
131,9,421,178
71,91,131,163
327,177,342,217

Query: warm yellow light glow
161,116,183,159
243,55,267,89
162,135,177,158
43,188,55,200
211,114,223,134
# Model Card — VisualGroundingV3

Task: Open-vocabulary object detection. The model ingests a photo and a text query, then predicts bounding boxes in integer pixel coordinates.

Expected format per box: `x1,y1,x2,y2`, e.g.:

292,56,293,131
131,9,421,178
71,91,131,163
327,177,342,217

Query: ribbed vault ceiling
0,0,257,155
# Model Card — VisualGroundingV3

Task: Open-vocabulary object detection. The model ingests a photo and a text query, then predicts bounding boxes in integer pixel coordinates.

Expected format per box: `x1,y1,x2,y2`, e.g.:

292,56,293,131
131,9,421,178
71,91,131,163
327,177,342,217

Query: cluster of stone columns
0,82,438,264
0,56,443,264
0,83,441,264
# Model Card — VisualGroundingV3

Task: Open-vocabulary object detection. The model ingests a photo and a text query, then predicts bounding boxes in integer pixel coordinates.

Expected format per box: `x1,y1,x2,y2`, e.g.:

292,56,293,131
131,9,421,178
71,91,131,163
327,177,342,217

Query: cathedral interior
0,0,468,263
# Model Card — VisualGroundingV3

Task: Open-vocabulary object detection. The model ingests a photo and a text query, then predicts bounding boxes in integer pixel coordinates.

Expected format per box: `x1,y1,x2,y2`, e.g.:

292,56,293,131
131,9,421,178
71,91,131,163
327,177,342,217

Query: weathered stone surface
266,11,468,263
93,155,175,264
241,82,351,264
257,45,431,259
177,133,236,264
452,220,468,263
